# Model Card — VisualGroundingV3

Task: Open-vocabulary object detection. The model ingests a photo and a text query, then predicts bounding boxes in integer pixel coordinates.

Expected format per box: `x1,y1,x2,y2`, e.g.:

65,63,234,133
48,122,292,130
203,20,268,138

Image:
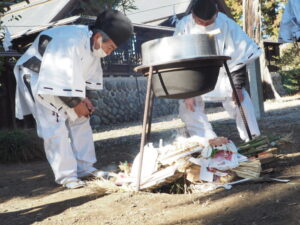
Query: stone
104,82,113,90
90,116,101,126
86,90,98,99
112,107,118,115
116,81,124,90
91,100,98,107
87,78,180,126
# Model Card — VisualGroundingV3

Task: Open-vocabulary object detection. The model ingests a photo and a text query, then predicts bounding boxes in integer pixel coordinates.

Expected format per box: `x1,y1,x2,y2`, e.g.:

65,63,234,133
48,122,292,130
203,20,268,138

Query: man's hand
232,89,244,104
209,137,229,146
185,98,196,112
74,101,90,117
82,98,95,114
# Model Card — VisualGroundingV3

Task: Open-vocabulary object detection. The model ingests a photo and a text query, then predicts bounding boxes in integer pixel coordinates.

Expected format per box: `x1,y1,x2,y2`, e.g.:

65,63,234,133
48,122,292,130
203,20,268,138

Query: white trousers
179,89,260,141
34,100,97,184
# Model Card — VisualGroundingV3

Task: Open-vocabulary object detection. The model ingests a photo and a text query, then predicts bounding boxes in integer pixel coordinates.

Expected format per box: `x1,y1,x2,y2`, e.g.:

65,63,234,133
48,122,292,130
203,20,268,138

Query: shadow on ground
160,180,300,225
0,193,102,225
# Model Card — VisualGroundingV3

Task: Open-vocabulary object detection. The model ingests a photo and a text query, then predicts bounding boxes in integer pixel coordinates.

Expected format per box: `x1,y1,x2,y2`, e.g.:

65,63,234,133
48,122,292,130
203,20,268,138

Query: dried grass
88,179,134,195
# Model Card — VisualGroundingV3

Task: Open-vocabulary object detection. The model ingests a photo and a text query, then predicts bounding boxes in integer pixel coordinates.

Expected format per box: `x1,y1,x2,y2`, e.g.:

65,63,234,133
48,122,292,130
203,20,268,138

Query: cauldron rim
134,55,231,74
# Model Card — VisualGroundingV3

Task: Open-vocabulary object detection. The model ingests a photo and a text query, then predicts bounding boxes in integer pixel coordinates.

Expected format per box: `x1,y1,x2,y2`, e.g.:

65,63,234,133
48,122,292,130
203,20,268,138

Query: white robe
174,13,261,140
13,25,103,184
14,25,103,123
279,0,300,43
174,12,262,101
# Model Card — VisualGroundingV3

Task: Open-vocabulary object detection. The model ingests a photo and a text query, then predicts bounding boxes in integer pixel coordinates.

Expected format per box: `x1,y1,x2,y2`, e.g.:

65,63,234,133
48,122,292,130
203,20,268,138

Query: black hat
192,0,217,20
94,9,133,46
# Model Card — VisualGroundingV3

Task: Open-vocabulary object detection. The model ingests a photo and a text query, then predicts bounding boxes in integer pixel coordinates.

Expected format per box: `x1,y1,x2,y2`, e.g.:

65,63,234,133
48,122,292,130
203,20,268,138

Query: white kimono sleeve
223,19,262,72
36,36,86,98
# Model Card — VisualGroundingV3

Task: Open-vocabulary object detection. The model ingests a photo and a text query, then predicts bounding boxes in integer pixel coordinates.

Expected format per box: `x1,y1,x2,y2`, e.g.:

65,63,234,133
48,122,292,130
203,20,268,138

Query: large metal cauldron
140,34,230,99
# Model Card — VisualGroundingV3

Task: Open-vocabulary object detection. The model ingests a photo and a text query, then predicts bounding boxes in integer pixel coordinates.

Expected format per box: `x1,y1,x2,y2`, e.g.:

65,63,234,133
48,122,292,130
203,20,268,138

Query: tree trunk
243,0,281,100
243,0,261,43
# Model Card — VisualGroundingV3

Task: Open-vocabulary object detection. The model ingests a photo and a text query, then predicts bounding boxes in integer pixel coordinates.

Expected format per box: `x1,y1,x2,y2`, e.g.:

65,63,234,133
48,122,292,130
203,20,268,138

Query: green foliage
261,0,284,40
225,0,287,39
225,0,243,24
280,69,300,94
278,43,300,70
277,43,300,94
0,129,45,163
225,0,299,95
117,0,137,13
278,46,300,94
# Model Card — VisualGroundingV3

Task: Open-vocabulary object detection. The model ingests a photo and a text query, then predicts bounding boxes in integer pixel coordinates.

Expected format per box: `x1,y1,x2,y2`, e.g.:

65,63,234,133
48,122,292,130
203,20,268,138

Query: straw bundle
232,159,261,179
89,179,134,195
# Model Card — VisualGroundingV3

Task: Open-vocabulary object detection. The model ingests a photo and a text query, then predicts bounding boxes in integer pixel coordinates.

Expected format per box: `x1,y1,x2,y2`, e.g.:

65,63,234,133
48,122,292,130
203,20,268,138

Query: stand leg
224,61,252,141
136,66,154,191
146,88,155,143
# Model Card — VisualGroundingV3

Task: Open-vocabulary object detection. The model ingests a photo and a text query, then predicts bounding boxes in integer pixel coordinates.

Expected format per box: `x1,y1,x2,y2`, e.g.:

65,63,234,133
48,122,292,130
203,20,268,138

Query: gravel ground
1,95,299,225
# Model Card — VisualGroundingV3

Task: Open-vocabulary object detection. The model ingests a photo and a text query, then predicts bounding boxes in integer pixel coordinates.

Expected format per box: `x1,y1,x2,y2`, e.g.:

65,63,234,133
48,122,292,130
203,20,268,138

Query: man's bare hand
82,98,95,114
232,89,244,104
185,98,196,112
74,101,90,117
209,137,229,146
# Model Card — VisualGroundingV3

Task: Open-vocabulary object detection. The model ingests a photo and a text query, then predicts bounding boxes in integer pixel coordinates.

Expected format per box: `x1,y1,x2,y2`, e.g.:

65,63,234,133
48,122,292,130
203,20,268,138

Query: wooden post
244,0,281,102
247,60,264,119
243,0,261,43
243,0,265,119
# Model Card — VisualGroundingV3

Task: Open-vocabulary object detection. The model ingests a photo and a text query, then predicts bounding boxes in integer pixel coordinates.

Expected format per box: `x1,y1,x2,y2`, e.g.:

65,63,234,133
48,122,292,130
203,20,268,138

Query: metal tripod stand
134,60,252,191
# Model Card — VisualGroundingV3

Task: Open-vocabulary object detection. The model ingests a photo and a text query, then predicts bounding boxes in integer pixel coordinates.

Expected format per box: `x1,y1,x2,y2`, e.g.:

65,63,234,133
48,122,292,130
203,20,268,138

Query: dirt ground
0,95,300,225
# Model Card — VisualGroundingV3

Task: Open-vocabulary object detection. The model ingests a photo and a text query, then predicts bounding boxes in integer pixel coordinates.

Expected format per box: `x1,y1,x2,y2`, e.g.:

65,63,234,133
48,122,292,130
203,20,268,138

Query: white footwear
63,179,85,189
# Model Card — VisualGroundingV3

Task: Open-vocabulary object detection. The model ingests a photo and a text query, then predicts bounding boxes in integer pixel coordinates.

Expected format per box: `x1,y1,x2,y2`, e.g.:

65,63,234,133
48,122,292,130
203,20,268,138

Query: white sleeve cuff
64,107,78,121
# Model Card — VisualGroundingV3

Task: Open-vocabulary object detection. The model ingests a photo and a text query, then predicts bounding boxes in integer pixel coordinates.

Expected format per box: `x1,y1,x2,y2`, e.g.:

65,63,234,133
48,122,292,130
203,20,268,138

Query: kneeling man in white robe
13,9,133,189
175,0,261,141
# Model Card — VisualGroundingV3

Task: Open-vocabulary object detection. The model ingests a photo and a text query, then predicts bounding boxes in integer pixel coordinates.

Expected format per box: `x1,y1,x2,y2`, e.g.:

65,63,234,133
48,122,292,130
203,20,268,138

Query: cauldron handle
136,66,154,191
224,61,252,141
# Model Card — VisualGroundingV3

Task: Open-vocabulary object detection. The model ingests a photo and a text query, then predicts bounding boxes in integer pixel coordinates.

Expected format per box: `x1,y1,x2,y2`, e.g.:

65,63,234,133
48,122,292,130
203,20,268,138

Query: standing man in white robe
279,0,300,43
175,0,261,141
13,9,133,189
